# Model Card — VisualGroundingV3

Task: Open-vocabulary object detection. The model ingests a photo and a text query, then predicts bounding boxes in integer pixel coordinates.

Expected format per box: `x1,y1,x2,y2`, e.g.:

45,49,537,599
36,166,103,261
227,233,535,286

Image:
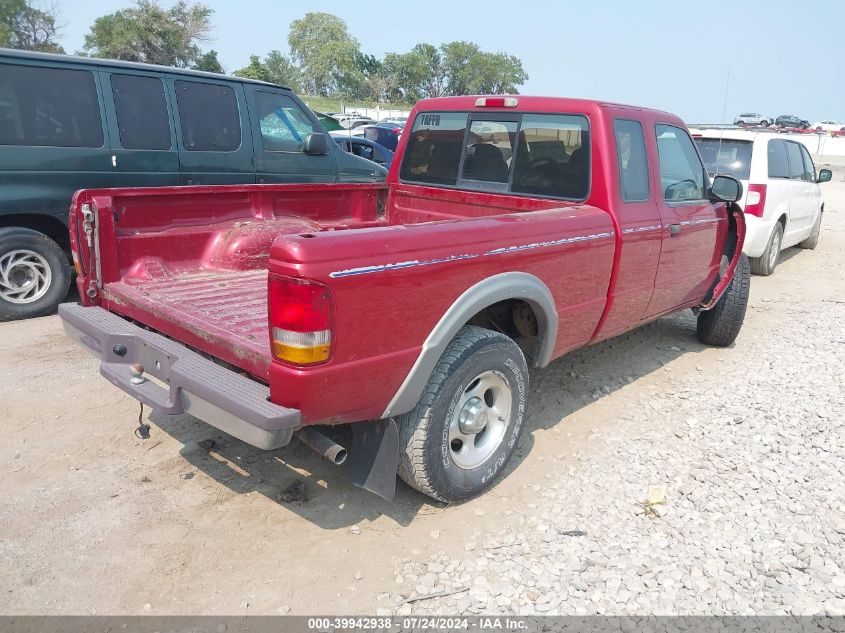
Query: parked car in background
362,122,405,151
775,115,810,129
61,95,749,503
811,120,845,134
694,130,831,275
0,49,385,321
734,113,770,127
340,117,377,130
329,132,393,168
313,111,344,132
381,116,408,124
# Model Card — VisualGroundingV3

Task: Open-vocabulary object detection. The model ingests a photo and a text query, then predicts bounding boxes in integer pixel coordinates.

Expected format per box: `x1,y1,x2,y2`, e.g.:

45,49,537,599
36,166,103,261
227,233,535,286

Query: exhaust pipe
295,427,348,465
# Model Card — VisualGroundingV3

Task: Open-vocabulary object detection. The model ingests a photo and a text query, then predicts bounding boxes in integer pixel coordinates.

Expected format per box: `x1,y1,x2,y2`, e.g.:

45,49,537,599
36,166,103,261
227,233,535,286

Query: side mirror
817,168,832,183
303,132,328,156
710,174,743,203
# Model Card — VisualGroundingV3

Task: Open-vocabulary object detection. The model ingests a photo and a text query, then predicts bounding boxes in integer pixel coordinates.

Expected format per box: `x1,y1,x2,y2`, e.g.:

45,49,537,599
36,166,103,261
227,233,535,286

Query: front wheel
0,227,71,321
697,253,750,347
396,326,529,503
760,120,769,127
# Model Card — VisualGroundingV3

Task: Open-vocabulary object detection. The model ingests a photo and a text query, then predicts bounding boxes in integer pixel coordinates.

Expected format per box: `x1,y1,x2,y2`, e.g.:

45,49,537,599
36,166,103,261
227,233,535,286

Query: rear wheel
761,119,769,127
697,253,750,347
750,222,783,276
0,227,71,321
396,326,528,503
798,209,822,249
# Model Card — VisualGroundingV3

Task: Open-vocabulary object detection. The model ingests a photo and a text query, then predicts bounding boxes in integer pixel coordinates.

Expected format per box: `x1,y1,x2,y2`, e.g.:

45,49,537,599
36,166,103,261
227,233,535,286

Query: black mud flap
348,418,399,501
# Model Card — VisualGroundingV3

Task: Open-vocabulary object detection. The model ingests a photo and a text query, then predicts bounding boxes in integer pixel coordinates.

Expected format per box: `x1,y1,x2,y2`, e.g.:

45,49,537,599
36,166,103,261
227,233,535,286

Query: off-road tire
396,326,528,503
798,209,822,250
750,222,783,276
697,253,750,347
0,227,71,321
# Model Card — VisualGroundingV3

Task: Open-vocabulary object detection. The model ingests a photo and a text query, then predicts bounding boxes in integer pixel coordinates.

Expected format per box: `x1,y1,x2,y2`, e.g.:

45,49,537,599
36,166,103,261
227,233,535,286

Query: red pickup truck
60,96,749,503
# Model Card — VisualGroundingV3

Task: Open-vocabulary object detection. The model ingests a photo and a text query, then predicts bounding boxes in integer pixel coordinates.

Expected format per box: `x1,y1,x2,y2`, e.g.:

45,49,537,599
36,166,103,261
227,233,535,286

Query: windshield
694,138,753,180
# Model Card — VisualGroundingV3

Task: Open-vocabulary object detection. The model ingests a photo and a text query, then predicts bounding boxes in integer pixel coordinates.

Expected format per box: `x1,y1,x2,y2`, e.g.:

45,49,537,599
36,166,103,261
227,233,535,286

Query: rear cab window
0,63,103,148
694,138,752,180
399,110,590,201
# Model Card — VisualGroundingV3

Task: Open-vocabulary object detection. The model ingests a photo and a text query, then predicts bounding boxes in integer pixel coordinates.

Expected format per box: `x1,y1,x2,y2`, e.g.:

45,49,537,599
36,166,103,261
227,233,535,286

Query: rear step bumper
58,303,300,450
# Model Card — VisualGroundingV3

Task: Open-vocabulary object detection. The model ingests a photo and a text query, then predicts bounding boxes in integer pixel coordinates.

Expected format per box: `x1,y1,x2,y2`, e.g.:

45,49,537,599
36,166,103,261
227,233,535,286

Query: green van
0,49,386,320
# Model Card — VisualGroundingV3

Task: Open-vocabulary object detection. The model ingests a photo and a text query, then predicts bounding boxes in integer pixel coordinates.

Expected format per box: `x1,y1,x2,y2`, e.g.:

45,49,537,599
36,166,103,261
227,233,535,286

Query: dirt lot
2,171,844,616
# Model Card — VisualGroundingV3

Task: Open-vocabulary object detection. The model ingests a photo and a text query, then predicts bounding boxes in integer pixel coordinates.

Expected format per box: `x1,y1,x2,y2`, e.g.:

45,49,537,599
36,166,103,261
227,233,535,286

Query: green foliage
0,0,64,53
83,0,213,68
77,5,527,103
233,50,299,89
288,12,361,97
192,48,222,73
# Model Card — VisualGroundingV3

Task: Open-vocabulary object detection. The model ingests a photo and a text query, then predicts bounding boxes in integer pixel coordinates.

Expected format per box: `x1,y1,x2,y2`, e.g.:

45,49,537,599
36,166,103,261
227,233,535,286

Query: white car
733,113,771,127
694,130,832,275
811,120,845,134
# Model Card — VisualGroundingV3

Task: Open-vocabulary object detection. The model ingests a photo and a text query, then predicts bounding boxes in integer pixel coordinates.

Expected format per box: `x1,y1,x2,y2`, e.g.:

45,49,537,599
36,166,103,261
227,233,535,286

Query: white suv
694,130,832,275
733,113,770,127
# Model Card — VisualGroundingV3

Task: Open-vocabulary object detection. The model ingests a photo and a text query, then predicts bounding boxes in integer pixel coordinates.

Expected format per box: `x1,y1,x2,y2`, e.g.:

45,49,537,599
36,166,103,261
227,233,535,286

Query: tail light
744,184,767,217
269,276,332,365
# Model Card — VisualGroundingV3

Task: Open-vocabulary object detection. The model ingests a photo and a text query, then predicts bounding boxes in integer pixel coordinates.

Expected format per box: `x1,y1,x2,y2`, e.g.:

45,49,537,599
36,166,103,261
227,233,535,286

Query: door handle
668,223,681,236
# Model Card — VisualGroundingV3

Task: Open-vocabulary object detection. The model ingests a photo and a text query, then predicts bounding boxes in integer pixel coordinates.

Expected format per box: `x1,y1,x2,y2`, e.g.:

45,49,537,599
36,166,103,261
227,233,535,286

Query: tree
439,41,527,96
233,50,299,90
382,49,430,102
83,0,214,68
412,43,447,98
441,41,481,96
263,50,299,89
0,0,64,53
192,48,222,73
288,12,360,96
233,54,266,81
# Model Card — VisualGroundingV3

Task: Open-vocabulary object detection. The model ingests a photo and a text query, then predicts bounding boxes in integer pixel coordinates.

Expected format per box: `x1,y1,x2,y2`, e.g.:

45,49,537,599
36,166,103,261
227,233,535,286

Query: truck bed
104,269,272,380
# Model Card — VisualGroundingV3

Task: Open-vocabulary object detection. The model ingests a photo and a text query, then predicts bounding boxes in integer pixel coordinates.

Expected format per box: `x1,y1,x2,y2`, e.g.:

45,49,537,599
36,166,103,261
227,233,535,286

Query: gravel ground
1,171,843,616
385,173,845,617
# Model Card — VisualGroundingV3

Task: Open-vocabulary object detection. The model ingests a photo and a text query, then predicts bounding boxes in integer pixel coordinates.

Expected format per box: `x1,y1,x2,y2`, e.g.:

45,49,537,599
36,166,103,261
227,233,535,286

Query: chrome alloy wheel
448,370,512,470
769,229,782,270
0,249,52,304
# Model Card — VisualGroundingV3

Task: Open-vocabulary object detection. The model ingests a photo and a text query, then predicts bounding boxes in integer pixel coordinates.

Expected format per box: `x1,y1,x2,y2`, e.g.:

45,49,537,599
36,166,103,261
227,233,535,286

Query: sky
57,0,845,124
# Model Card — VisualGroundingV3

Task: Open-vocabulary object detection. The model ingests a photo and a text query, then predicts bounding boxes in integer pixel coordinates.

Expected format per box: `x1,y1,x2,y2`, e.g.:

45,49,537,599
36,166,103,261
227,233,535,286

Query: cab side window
655,124,705,202
614,119,649,202
174,80,241,152
254,91,316,152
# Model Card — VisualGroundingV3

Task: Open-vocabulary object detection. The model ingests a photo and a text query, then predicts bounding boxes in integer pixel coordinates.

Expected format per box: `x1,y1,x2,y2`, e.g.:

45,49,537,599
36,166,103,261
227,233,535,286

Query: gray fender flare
381,272,558,418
